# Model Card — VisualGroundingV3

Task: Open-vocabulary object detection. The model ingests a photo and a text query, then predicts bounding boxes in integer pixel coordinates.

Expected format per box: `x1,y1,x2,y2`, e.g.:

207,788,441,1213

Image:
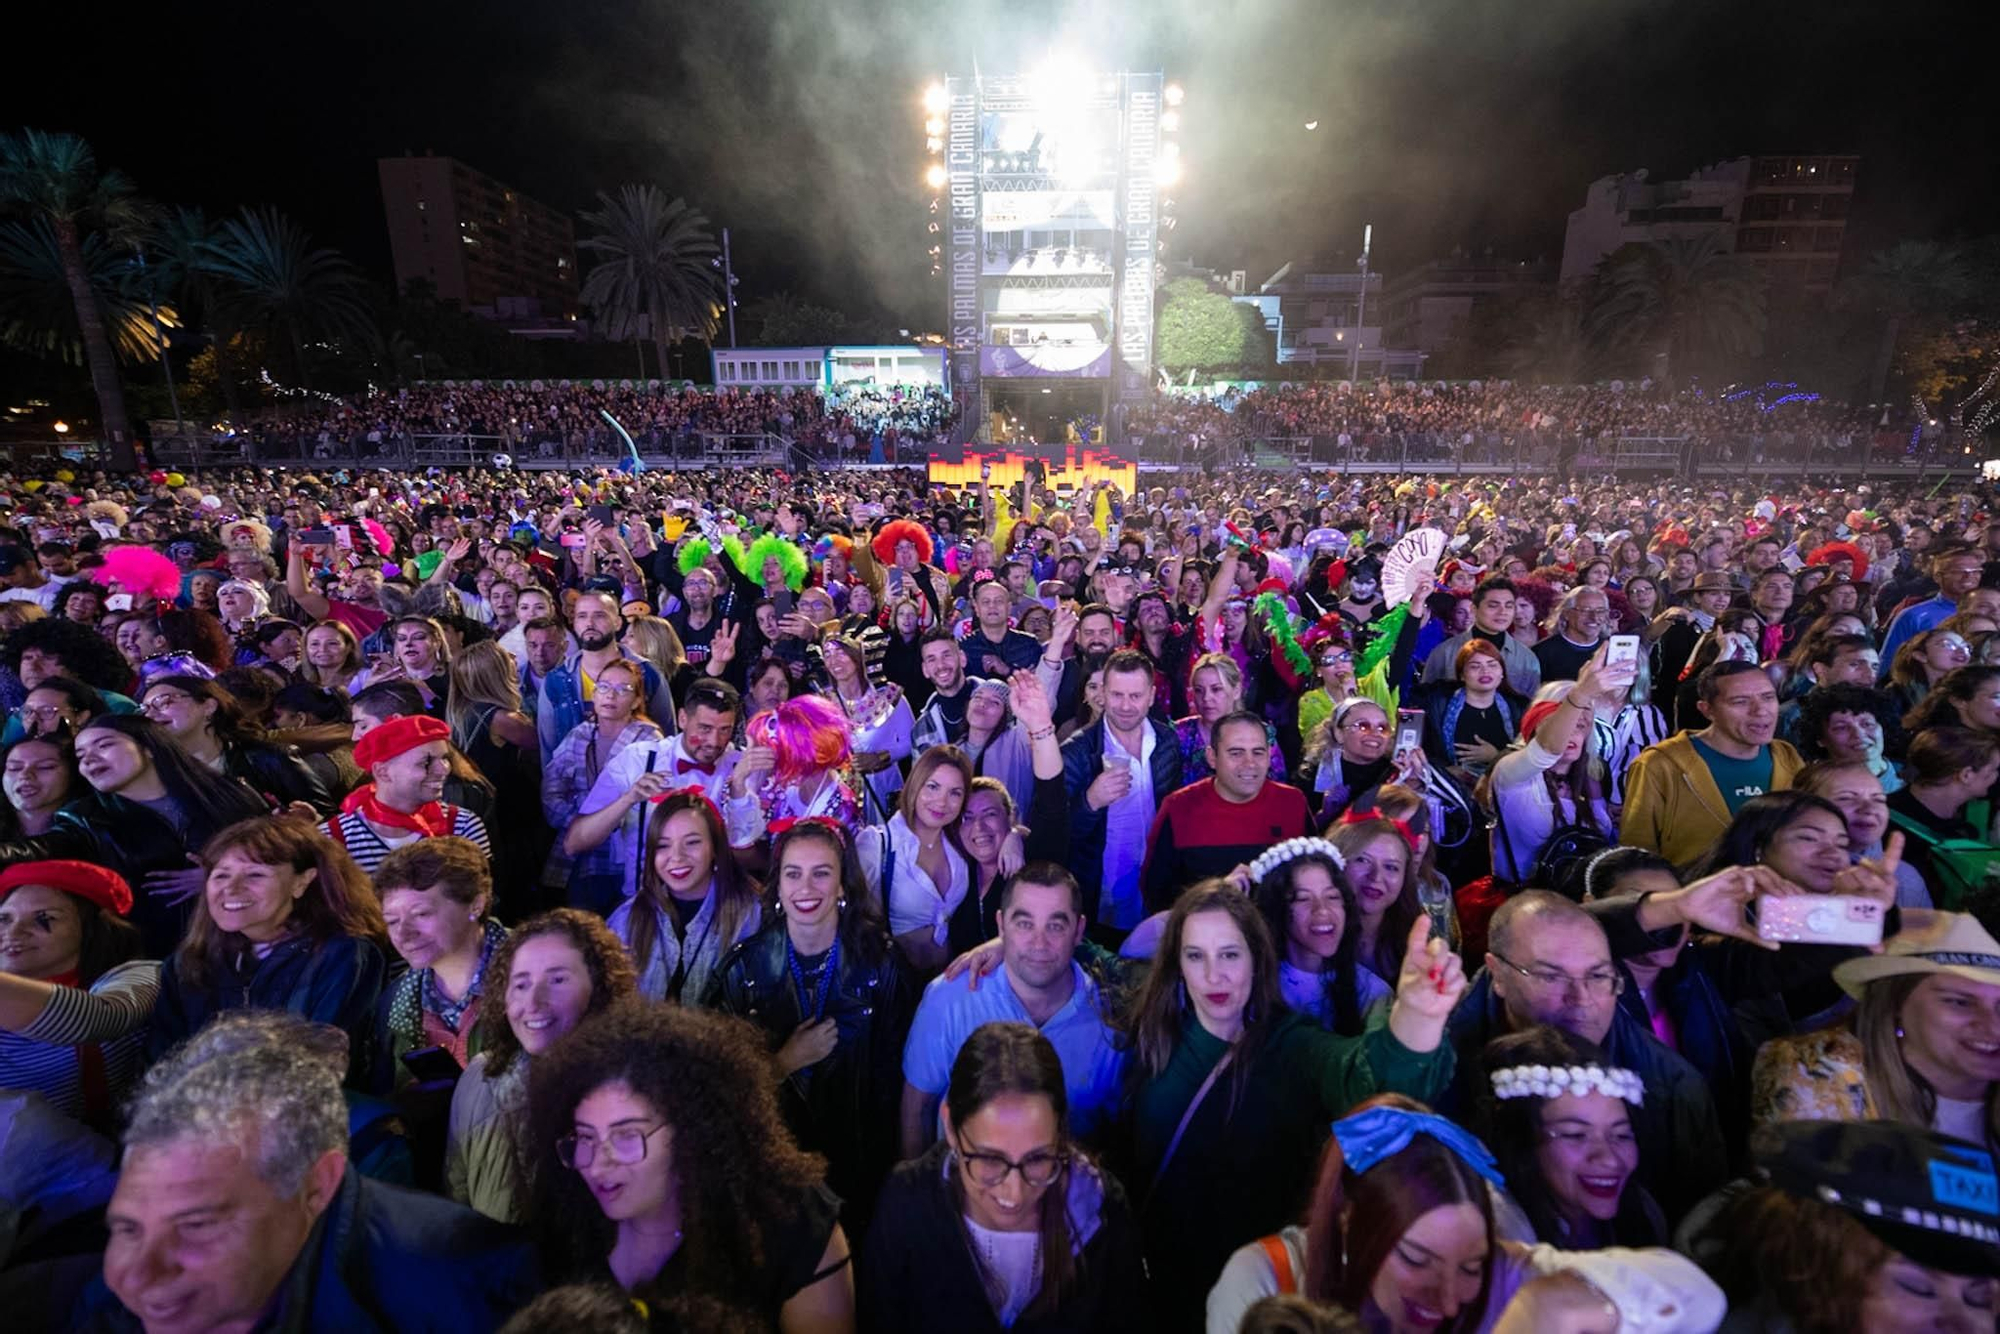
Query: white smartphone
1606,634,1640,672
1756,895,1885,948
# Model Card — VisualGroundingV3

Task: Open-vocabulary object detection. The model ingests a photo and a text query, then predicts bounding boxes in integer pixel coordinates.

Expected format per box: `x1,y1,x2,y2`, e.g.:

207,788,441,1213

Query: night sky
6,0,1989,329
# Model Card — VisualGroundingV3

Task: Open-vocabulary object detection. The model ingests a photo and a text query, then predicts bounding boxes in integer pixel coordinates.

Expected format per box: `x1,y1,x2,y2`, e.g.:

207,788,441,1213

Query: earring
836,894,847,912
1896,1024,1906,1040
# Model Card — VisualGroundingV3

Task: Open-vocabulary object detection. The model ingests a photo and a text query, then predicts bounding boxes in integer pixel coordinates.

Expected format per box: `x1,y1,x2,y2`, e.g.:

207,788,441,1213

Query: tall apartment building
1380,252,1557,356
1560,155,1858,293
377,155,579,327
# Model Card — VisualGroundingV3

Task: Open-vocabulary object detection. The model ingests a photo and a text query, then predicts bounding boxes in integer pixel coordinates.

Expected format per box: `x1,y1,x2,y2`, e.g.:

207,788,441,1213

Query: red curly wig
871,518,934,567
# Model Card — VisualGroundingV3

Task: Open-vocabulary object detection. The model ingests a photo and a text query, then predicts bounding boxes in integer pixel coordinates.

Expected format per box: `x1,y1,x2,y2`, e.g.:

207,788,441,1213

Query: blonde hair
623,615,686,678
1854,973,2000,1145
446,640,524,745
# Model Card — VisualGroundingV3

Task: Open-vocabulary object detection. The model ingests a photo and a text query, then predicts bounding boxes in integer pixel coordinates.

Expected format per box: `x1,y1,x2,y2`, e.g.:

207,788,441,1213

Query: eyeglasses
140,691,193,714
1320,651,1354,666
956,1140,1068,1188
595,683,640,698
556,1122,668,1170
1492,952,1624,998
16,703,72,722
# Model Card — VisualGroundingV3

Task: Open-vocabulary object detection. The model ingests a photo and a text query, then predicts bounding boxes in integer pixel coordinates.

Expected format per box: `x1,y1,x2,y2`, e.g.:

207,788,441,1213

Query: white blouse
859,813,970,945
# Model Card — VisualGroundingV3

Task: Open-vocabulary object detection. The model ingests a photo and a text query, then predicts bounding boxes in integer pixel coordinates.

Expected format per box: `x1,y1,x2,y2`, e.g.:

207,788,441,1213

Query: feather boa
1354,604,1412,681
1254,591,1313,680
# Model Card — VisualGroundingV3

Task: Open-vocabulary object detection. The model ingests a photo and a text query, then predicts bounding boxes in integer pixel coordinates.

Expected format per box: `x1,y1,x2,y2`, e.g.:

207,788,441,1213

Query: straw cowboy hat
1833,912,2000,997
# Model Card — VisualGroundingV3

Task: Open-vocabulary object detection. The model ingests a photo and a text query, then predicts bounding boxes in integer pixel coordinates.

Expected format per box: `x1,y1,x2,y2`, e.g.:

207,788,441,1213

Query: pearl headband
1491,1063,1645,1106
1247,837,1345,884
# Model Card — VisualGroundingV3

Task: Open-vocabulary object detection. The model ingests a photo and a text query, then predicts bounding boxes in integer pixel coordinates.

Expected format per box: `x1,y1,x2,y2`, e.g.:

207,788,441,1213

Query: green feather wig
734,533,809,592
676,538,713,577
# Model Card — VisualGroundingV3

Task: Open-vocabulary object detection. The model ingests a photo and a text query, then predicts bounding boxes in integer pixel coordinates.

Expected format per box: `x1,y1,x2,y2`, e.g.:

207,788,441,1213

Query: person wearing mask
374,837,509,1079
1621,660,1804,867
535,591,677,762
708,817,915,1236
911,630,991,752
137,673,336,814
1421,578,1541,698
320,713,492,878
1476,1025,1665,1249
1530,587,1611,685
1143,712,1314,914
568,677,743,903
145,816,389,1086
609,788,762,1005
901,863,1128,1159
84,1028,538,1334
1878,544,1988,674
1752,912,2000,1152
1061,649,1181,943
1688,1120,1995,1334
523,1000,856,1331
0,860,153,1129
1126,886,1464,1331
1441,891,1727,1221
863,1022,1148,1331
449,908,639,1222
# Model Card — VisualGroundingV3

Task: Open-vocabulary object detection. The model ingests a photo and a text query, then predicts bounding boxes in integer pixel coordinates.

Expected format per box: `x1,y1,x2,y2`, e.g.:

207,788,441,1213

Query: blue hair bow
1331,1106,1503,1188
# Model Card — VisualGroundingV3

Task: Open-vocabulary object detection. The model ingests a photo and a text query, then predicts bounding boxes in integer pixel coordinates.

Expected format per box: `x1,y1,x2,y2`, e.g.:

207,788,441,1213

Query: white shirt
860,813,970,945
963,1218,1041,1327
1099,722,1158,930
0,582,60,612
578,735,740,902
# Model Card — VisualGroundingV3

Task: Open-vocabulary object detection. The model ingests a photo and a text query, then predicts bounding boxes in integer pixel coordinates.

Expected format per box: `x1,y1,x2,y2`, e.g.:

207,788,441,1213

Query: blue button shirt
903,960,1129,1140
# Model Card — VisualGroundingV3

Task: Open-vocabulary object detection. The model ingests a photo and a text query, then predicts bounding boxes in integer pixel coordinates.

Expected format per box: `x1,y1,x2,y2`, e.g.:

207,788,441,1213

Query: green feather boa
1354,603,1411,680
1253,591,1313,678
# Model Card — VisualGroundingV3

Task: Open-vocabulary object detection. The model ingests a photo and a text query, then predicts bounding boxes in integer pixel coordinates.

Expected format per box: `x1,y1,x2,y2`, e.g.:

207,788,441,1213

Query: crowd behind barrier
0,453,1997,1332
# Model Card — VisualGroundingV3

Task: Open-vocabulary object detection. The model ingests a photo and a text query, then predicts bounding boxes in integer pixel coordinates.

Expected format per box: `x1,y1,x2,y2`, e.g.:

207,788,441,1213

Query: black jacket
225,737,339,814
0,785,266,956
858,1142,1150,1334
705,922,916,1232
1059,718,1182,914
77,1166,538,1332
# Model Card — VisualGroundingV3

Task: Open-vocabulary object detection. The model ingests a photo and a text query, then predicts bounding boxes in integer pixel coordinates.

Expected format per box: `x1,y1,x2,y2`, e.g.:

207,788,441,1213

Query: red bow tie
677,759,716,776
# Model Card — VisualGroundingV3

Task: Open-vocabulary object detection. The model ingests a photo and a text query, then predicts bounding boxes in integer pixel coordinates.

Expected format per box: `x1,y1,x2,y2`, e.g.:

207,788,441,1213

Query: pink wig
359,517,394,558
748,694,853,784
870,518,933,567
91,545,183,605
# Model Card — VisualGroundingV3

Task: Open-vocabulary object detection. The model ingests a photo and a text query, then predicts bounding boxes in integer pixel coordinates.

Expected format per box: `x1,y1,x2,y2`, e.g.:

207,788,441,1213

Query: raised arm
286,542,332,622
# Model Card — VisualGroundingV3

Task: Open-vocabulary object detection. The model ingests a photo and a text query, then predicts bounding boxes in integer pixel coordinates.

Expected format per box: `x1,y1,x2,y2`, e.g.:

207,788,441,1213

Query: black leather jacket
705,921,915,1230
224,738,339,814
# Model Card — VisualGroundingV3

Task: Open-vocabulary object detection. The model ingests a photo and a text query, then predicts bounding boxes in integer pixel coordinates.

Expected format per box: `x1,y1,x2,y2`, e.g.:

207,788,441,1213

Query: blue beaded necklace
785,932,840,1020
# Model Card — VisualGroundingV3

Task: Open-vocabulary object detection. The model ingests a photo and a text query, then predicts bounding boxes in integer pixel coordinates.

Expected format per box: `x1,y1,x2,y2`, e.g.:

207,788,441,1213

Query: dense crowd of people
1,454,1998,1332
236,380,956,465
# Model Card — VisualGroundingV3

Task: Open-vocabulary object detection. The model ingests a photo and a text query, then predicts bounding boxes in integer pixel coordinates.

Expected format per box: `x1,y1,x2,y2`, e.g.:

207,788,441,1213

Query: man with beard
911,630,989,751
667,564,732,680
534,590,679,760
1044,602,1122,726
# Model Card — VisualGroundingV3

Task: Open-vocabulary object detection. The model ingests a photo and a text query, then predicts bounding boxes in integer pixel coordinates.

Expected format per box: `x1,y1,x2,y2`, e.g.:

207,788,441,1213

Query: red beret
0,860,134,916
352,713,451,771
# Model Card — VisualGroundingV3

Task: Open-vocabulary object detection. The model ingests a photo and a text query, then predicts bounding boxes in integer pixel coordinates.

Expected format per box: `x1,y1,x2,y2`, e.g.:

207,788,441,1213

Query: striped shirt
3,960,159,1121
321,807,492,876
1603,704,1671,808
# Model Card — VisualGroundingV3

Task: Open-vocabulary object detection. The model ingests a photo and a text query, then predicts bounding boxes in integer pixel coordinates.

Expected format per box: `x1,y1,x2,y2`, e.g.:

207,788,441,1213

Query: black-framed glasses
556,1122,668,1170
1491,951,1624,998
955,1139,1068,1188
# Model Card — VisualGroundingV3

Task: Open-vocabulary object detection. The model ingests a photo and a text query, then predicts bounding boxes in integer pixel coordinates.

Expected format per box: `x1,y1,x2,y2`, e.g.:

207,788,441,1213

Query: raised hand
1830,830,1904,910
728,744,776,797
1008,669,1053,733
708,619,741,668
1049,604,1079,651
1386,915,1468,1051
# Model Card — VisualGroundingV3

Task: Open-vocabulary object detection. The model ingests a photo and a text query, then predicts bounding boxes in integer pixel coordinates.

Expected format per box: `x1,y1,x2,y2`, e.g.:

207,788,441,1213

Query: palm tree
1588,234,1768,386
199,205,376,392
147,206,248,419
0,129,146,468
0,217,175,364
1841,241,1973,404
577,186,720,378
1507,292,1595,385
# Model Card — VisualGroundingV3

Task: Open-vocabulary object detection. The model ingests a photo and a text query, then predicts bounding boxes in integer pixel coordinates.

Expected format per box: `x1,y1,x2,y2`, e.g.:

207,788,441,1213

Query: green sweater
1129,1008,1452,1332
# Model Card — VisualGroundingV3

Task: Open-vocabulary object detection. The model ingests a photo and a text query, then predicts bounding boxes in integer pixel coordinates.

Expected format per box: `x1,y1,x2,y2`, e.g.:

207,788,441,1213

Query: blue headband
1331,1106,1504,1188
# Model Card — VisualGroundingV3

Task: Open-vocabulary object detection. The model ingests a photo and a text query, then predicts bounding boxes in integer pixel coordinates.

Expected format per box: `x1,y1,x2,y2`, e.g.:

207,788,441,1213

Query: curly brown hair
1705,1184,1891,1333
474,909,638,1078
524,1000,828,1310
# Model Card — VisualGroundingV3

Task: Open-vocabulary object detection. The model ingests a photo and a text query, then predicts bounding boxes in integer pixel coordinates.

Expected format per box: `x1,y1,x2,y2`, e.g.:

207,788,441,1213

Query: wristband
1025,726,1055,742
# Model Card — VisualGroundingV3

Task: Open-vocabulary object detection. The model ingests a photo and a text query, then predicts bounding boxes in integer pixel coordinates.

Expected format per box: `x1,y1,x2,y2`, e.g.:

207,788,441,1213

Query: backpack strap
1258,1234,1297,1295
1888,809,1942,847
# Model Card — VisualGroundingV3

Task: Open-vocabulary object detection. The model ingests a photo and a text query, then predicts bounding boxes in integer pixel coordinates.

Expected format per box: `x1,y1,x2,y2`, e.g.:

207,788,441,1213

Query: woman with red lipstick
1123,883,1465,1332
1250,838,1390,1038
709,818,916,1237
1477,1026,1664,1248
146,815,388,1087
1330,817,1425,983
610,788,761,1005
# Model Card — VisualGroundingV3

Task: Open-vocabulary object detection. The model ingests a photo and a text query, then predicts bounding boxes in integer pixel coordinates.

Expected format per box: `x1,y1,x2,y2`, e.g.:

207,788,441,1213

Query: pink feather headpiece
359,517,394,558
747,694,853,784
91,546,183,604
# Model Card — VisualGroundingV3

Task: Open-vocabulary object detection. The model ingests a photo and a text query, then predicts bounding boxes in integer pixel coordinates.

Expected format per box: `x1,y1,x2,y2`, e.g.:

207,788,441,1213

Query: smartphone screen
298,528,335,547
333,524,354,550
560,532,586,549
1396,709,1425,756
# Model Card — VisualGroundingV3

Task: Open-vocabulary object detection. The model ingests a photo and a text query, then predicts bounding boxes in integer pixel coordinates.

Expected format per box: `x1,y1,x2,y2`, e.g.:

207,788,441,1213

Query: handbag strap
1148,1047,1234,1202
1259,1234,1298,1295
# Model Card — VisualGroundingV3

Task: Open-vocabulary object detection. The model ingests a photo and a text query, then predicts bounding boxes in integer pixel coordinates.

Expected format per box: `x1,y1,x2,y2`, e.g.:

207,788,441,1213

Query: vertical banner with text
947,78,980,414
1116,75,1160,408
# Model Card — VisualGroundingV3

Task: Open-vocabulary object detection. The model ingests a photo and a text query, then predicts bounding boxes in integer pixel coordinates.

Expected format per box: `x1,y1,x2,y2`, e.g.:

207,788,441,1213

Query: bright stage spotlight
922,82,948,114
924,163,948,189
1156,141,1182,185
1163,83,1185,106
924,116,943,136
1160,110,1180,133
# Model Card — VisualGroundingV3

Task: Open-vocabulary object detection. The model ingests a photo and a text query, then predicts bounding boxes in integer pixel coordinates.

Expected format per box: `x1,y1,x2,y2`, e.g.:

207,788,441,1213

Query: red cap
0,860,134,916
352,713,451,770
